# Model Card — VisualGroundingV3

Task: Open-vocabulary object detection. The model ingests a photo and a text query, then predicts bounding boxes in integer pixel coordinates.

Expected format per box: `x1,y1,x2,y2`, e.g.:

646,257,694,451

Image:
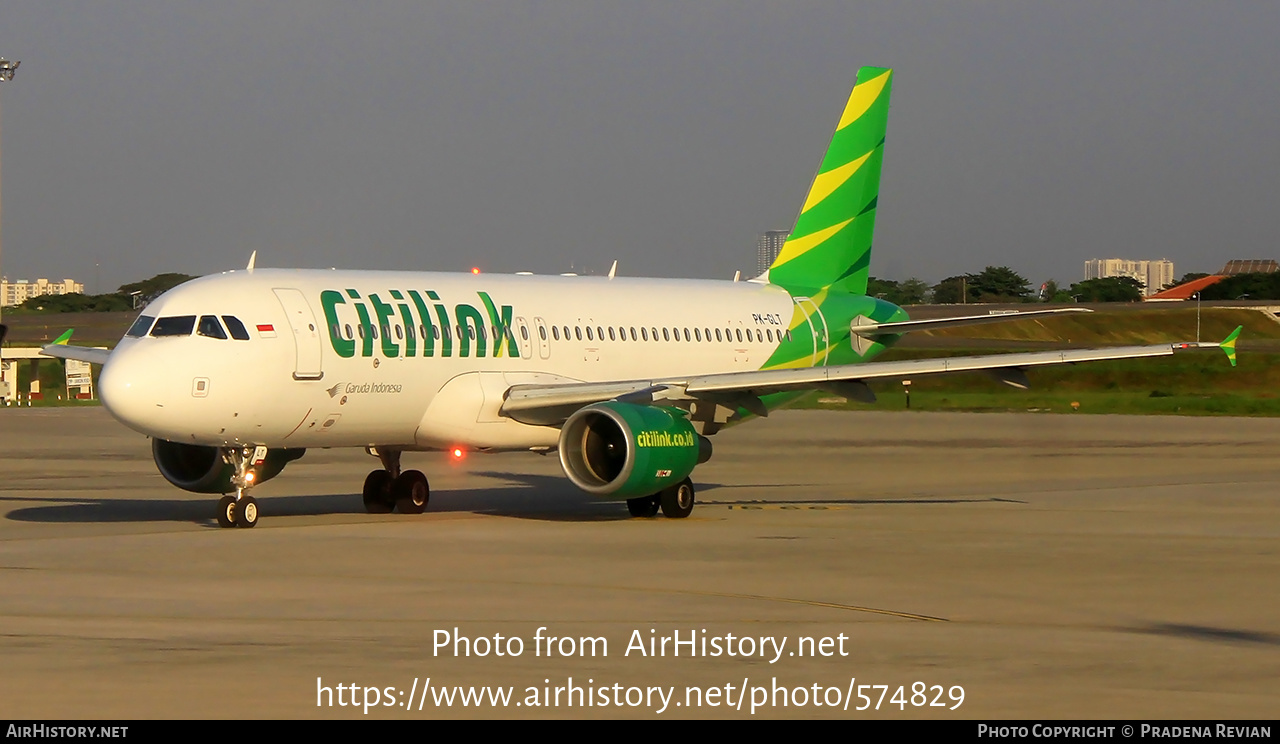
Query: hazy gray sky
1,2,1277,292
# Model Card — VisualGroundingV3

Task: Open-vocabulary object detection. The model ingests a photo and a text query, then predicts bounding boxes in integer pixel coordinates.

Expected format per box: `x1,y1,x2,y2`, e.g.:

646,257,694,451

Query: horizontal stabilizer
852,307,1092,336
984,367,1031,390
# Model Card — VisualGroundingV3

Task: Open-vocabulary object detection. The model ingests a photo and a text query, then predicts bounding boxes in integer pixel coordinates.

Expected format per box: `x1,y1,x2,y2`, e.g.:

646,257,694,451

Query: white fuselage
98,269,811,452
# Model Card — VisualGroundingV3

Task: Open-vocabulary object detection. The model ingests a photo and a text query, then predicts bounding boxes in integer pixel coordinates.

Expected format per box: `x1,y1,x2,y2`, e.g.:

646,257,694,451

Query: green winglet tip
52,329,74,346
1220,325,1242,367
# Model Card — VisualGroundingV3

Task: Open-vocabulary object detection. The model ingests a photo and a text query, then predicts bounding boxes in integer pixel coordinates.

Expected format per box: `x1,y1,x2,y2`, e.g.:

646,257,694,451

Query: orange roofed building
1146,275,1225,301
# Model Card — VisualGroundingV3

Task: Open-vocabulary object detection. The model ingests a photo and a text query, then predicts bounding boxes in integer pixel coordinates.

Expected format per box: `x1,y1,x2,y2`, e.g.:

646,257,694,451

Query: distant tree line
872,266,1150,305
12,273,194,313
931,266,1036,303
1062,276,1144,302
871,267,1280,304
866,277,931,305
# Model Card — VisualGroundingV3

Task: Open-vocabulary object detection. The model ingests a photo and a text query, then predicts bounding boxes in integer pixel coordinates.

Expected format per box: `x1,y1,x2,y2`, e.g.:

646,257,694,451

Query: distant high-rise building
1219,259,1278,275
757,230,790,276
1083,259,1174,297
0,277,85,307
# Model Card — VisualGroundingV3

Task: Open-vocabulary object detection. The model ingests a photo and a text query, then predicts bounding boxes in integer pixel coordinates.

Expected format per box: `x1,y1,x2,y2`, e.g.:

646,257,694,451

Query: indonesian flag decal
256,323,277,338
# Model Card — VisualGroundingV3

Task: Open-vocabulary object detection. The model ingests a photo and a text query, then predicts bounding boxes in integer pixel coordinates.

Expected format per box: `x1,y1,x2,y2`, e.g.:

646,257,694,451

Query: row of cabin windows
335,323,489,343
130,312,793,347
550,325,793,344
331,322,793,345
127,314,251,340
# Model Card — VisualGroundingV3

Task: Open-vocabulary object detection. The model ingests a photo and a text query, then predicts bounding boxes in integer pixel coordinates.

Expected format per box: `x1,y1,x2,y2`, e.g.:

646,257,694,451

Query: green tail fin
767,67,893,296
1220,325,1242,367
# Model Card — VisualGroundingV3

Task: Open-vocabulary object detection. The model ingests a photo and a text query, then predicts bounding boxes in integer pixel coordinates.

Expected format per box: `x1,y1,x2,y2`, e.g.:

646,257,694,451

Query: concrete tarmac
0,407,1276,719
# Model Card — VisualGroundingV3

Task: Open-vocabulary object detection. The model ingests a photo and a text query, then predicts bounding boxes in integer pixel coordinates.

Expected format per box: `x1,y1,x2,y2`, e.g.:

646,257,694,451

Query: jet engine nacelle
558,402,712,499
151,439,305,494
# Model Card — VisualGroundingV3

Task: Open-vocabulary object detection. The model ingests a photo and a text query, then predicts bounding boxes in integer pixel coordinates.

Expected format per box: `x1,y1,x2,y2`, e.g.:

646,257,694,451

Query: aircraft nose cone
98,345,165,436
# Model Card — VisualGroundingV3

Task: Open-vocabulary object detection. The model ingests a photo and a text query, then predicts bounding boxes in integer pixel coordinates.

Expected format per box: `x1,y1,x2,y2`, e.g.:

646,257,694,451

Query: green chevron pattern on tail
756,68,903,375
767,67,893,297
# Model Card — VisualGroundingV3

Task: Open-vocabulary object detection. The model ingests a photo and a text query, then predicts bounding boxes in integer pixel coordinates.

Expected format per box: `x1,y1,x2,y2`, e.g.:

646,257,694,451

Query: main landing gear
363,447,430,515
626,477,695,519
215,445,265,529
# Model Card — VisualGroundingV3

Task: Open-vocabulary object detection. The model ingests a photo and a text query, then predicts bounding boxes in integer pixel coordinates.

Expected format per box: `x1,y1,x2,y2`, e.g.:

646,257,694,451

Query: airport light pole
1192,292,1201,343
0,58,18,328
0,58,17,403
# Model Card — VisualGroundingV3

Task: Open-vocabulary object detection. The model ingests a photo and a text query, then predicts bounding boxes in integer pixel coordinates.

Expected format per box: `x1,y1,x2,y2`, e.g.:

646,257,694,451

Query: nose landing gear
214,445,266,528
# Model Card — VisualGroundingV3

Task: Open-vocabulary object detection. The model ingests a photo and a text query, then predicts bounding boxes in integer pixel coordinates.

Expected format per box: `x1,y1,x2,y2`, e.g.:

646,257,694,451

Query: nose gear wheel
217,495,237,528
236,496,258,528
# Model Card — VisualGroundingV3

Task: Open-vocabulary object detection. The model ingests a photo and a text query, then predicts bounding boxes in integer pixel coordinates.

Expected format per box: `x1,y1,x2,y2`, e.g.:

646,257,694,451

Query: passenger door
273,288,324,380
792,296,828,367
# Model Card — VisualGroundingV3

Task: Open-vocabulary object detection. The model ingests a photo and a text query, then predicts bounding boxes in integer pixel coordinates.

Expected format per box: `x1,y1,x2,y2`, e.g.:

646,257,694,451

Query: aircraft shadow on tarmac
695,482,1028,506
462,474,1022,512
0,472,605,526
0,471,1021,526
1127,623,1280,647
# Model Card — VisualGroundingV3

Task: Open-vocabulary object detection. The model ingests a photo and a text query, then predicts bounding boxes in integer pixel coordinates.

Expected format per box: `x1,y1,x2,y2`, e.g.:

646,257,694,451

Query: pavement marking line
495,581,950,622
658,588,949,622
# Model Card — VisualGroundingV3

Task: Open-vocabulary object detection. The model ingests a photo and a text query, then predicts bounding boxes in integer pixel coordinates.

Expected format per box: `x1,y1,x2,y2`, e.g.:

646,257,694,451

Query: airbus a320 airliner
40,67,1241,528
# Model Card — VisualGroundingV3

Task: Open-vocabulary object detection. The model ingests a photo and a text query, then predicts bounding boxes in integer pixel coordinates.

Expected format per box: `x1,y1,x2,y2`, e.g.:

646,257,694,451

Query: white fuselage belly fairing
97,269,803,451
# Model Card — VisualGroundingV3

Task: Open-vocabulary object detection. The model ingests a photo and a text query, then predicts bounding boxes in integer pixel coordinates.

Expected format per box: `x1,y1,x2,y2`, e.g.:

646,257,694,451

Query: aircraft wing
40,344,112,366
501,330,1241,427
851,306,1091,336
38,329,112,366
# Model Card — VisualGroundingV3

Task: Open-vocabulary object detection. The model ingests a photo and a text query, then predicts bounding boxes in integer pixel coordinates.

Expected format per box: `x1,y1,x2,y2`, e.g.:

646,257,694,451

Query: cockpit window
221,316,250,341
150,315,197,337
198,315,228,340
126,315,156,338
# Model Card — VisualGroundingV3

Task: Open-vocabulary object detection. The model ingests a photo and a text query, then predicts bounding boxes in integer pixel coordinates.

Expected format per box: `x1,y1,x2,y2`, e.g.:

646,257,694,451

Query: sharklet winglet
53,329,74,346
1220,325,1242,367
